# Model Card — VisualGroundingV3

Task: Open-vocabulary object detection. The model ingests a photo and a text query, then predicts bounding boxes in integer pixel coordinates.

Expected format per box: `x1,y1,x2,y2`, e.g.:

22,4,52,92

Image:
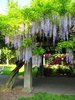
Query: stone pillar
24,58,32,92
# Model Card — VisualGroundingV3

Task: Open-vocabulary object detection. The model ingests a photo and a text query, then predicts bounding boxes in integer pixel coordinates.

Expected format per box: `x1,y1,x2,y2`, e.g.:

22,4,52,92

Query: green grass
3,65,15,75
0,65,75,100
0,64,24,75
0,64,75,76
0,64,38,76
18,92,75,100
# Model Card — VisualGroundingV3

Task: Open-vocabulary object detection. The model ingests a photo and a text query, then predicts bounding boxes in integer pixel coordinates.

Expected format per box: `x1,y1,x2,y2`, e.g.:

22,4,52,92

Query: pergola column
24,58,32,92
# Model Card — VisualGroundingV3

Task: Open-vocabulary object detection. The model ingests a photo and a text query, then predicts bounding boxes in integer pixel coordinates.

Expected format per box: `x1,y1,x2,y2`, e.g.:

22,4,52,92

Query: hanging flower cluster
32,56,42,67
66,49,73,64
5,14,74,64
30,15,75,45
3,0,75,67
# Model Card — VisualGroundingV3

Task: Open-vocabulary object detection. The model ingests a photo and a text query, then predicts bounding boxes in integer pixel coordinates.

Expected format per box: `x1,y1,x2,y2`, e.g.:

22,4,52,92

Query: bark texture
5,60,24,89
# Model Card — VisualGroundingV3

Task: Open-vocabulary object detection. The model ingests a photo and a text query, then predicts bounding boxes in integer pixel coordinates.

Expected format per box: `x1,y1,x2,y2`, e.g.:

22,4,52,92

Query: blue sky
0,0,31,14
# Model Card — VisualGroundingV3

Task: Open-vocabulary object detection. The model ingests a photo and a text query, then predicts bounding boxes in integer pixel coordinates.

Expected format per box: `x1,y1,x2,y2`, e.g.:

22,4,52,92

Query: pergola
4,14,75,92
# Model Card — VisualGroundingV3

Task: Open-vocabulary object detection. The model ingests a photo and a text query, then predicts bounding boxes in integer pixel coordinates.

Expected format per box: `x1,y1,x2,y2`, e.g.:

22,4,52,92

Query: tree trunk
39,55,44,77
24,58,32,92
6,58,9,65
5,60,24,89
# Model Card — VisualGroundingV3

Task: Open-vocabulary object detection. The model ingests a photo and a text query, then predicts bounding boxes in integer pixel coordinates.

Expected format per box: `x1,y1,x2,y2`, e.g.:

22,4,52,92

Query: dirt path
33,77,75,95
0,75,75,100
0,87,33,100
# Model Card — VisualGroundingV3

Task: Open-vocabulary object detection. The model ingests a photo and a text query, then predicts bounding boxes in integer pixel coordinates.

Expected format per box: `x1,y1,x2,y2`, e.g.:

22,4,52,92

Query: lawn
0,64,38,76
18,92,75,100
0,64,75,77
0,64,24,75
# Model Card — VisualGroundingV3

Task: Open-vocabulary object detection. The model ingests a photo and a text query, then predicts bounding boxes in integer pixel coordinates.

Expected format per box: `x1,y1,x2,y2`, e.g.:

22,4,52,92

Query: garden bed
43,64,75,77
